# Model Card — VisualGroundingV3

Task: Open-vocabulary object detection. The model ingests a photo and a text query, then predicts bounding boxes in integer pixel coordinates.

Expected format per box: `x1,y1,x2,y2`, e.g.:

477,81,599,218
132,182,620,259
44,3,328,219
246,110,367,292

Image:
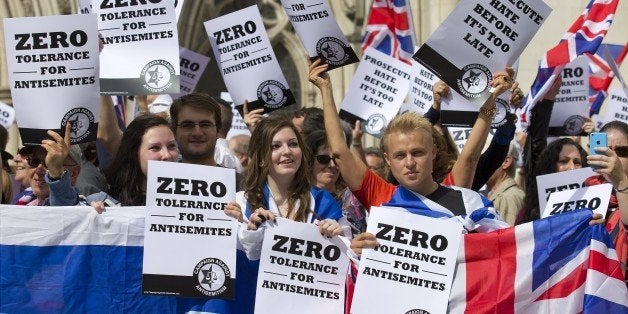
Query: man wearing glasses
169,93,222,166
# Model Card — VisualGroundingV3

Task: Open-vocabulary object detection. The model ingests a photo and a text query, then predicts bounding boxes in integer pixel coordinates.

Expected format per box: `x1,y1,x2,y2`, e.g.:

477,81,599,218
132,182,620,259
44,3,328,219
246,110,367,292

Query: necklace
269,189,290,217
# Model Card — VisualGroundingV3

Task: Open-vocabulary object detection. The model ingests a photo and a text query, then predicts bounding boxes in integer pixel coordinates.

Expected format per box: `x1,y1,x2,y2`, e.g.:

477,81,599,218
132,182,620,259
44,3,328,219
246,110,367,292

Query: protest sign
548,56,589,136
603,88,628,124
204,5,295,115
339,48,411,137
143,161,237,298
351,207,462,314
0,102,16,129
3,14,100,145
85,0,185,20
448,127,497,153
281,0,358,70
255,218,349,314
413,0,551,127
402,61,439,116
536,167,597,214
95,0,180,95
449,127,472,153
542,183,612,219
171,47,210,99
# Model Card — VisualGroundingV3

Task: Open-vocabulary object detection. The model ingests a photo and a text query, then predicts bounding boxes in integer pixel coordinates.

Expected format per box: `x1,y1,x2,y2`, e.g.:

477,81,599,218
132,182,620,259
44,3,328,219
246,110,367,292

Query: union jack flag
588,43,628,116
520,0,619,127
362,0,416,64
449,210,628,313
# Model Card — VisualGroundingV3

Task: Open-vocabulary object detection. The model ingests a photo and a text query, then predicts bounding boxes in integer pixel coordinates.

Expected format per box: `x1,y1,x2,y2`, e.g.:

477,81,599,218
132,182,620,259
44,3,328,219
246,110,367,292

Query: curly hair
244,115,313,222
519,137,587,223
104,115,172,206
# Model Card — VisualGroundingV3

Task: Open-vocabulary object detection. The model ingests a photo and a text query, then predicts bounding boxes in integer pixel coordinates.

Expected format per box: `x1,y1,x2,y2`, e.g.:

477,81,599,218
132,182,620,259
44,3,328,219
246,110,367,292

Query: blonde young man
308,59,514,254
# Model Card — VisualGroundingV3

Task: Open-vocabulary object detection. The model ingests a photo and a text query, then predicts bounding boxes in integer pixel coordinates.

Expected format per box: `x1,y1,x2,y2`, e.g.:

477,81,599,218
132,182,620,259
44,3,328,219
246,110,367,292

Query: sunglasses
612,146,628,158
315,155,337,165
26,155,78,169
26,155,45,168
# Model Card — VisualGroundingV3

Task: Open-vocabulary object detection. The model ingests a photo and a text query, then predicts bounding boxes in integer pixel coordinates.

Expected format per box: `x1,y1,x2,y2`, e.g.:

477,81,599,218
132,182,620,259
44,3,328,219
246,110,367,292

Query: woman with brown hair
223,115,349,313
226,115,349,259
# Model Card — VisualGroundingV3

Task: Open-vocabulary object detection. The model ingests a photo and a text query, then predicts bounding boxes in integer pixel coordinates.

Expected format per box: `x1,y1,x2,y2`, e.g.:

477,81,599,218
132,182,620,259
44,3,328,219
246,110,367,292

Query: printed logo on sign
316,37,349,66
564,115,585,135
405,309,430,314
365,113,387,136
257,80,288,109
456,64,491,98
61,107,94,143
141,59,176,93
491,98,510,128
193,257,230,297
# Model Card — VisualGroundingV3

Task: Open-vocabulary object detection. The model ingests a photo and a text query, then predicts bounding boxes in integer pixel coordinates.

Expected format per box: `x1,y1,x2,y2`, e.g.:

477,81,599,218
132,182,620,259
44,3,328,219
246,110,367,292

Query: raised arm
449,68,515,188
309,59,367,190
350,120,366,164
471,84,524,190
97,95,123,157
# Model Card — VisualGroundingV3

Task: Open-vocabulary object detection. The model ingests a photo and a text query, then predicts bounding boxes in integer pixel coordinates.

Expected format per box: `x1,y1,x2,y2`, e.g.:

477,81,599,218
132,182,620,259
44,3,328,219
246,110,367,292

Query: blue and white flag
0,206,251,313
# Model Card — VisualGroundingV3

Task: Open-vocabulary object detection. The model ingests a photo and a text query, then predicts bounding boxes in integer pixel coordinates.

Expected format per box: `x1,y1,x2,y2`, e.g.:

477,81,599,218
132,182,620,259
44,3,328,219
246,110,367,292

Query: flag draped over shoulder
587,43,628,116
449,210,628,313
361,0,416,64
520,0,619,126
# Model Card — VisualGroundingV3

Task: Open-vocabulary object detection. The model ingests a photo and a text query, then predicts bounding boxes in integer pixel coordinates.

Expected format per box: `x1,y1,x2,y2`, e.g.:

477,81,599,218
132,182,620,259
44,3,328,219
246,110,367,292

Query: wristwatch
479,105,497,119
47,170,67,182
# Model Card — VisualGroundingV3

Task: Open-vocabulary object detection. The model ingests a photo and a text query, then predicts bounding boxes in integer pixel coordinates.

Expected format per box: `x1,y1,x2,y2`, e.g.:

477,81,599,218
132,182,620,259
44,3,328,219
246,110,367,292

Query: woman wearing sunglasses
306,130,367,237
585,120,628,280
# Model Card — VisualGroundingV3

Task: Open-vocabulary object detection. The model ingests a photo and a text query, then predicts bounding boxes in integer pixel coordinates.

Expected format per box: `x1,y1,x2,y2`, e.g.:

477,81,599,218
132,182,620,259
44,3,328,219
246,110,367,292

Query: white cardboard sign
95,0,180,95
351,206,462,314
171,47,210,99
603,88,628,124
339,48,412,137
255,218,349,314
281,0,358,70
143,161,237,299
3,14,100,145
413,0,551,127
548,56,590,136
204,5,295,115
542,183,612,219
536,167,597,213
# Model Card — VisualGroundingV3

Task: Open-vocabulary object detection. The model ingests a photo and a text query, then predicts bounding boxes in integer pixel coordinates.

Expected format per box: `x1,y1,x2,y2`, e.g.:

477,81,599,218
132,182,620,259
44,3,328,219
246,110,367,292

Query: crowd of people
0,56,626,311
